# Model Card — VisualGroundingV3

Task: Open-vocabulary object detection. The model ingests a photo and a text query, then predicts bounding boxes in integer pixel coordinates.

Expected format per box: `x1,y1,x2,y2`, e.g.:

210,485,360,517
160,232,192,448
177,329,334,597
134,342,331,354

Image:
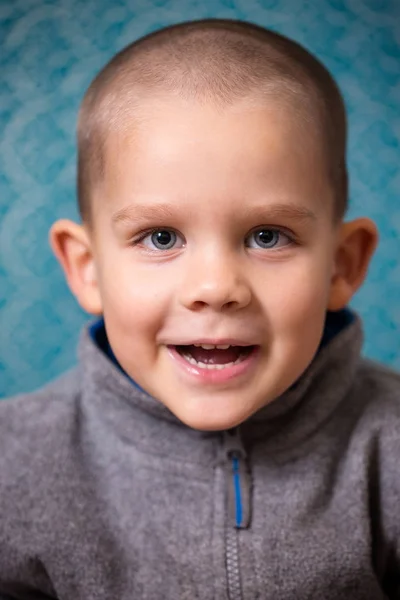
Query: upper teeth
193,343,231,350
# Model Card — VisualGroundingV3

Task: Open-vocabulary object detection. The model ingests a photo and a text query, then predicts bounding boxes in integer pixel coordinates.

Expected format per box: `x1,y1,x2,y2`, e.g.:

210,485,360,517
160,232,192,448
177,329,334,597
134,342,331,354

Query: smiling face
80,96,342,430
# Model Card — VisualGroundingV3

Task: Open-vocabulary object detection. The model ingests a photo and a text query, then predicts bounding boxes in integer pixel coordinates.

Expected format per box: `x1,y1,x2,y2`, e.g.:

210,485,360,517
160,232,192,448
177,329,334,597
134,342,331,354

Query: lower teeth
181,353,245,370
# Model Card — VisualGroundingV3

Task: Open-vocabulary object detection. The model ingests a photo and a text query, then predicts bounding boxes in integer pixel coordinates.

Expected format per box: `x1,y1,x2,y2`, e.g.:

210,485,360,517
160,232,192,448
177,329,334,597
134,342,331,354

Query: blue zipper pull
223,428,252,529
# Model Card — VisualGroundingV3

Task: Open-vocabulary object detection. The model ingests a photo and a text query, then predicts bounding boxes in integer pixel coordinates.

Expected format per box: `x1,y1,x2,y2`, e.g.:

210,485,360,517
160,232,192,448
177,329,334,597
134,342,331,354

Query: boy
0,17,399,600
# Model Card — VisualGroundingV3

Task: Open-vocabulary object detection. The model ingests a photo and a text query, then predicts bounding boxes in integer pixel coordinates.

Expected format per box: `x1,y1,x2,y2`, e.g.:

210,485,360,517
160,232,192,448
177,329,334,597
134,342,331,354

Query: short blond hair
77,19,348,224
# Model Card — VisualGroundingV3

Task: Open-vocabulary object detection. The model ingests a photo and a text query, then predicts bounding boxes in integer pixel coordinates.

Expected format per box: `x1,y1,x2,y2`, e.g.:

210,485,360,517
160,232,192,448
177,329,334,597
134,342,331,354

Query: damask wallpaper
0,0,399,398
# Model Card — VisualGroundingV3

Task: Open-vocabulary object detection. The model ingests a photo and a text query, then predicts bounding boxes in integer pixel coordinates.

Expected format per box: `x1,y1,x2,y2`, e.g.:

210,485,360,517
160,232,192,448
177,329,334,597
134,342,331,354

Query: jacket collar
77,310,363,457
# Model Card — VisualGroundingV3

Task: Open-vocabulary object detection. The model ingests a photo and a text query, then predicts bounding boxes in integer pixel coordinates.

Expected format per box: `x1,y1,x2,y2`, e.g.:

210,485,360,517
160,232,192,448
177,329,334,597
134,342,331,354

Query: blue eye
142,229,182,250
246,228,290,249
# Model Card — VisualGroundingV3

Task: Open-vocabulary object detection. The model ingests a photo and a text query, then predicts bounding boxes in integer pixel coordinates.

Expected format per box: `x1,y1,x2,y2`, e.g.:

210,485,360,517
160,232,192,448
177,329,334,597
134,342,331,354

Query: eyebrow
241,202,317,222
111,201,318,225
112,203,178,225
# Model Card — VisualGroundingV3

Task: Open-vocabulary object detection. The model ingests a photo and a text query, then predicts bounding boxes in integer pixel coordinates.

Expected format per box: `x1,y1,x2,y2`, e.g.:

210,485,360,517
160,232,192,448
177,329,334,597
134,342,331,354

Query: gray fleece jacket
1,314,400,600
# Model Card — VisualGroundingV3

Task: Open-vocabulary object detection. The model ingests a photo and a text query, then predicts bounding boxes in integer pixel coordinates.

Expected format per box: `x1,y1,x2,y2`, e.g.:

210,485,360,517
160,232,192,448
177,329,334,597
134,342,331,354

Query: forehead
99,96,332,220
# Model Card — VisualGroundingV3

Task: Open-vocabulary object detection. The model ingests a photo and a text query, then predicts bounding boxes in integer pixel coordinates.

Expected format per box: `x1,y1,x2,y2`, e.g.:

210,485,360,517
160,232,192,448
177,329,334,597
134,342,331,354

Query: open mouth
172,344,256,370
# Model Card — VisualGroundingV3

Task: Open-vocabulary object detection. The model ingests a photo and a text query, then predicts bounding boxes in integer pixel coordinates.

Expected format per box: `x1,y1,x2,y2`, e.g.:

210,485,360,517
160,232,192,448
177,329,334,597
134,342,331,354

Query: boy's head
51,19,377,431
76,19,349,226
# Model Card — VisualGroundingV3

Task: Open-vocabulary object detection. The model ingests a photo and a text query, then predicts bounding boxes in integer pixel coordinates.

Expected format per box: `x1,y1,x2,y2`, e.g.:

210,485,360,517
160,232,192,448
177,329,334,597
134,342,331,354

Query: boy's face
82,98,343,430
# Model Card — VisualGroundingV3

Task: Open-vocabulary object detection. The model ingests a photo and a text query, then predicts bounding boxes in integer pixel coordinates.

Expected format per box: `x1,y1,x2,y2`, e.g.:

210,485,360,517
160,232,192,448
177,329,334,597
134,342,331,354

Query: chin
175,405,253,432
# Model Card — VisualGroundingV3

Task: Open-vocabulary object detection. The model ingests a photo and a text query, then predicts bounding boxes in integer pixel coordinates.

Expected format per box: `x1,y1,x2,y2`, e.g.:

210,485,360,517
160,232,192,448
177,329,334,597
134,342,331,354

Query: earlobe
49,219,103,315
328,218,378,311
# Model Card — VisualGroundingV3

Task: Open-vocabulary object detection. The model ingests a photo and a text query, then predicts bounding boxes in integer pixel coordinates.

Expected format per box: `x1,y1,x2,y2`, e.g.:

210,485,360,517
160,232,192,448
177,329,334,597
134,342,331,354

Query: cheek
98,257,173,333
260,253,333,329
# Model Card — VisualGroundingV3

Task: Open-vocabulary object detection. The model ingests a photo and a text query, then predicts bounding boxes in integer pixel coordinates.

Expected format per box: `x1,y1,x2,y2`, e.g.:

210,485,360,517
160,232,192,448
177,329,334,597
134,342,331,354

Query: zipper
222,428,252,600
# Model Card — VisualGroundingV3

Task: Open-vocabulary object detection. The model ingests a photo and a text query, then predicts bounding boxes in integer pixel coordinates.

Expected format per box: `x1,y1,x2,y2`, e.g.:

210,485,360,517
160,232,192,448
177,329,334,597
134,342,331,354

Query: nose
178,247,252,312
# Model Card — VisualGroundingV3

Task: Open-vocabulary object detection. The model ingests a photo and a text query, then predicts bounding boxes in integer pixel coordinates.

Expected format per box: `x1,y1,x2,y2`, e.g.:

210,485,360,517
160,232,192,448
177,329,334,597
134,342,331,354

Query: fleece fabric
1,313,400,600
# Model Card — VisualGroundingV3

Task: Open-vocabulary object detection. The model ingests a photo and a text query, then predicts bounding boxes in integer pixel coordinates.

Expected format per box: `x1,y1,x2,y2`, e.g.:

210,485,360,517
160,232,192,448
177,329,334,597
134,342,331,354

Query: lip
166,338,256,347
167,344,260,385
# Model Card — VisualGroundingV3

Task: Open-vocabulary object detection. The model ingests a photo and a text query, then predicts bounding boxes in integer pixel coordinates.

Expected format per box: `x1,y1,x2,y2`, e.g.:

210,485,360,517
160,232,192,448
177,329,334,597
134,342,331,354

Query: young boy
0,17,399,600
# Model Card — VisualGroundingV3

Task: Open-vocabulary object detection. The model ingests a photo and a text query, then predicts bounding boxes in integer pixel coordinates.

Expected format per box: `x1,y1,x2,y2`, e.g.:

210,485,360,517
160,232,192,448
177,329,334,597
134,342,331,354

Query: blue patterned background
0,0,399,398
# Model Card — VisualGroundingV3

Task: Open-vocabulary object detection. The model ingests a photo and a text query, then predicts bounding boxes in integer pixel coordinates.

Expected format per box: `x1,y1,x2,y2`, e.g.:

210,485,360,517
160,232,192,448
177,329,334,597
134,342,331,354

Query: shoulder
359,357,400,391
348,358,400,481
343,358,400,446
354,358,400,423
0,368,82,493
0,367,81,439
0,368,90,572
351,360,400,544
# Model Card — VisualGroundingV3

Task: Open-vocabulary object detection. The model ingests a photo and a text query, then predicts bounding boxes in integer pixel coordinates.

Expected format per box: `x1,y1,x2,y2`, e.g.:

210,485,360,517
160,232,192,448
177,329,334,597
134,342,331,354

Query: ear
328,218,378,311
49,219,103,315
